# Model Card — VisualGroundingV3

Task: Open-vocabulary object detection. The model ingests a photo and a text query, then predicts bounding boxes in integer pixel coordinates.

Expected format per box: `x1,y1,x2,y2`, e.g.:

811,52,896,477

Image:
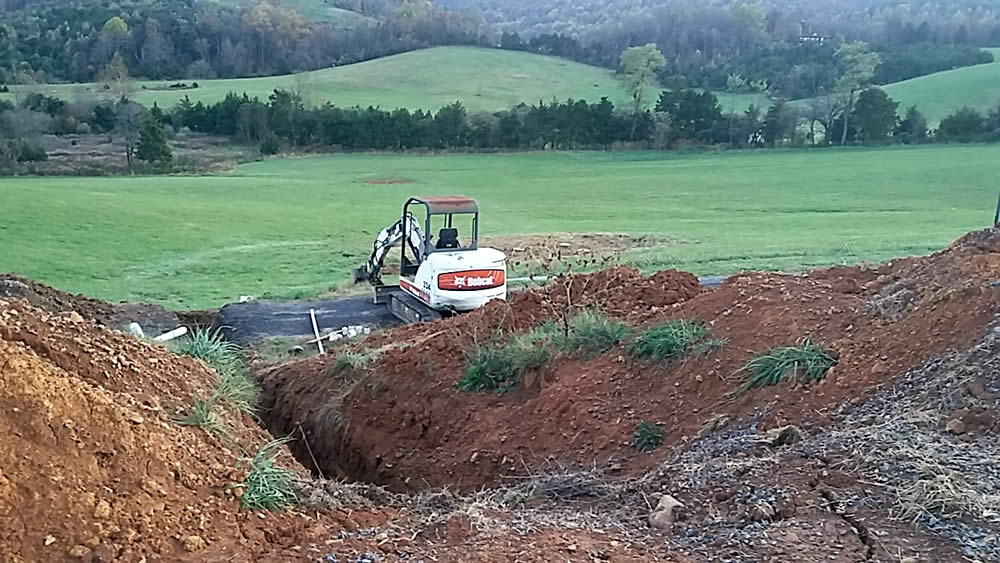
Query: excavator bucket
351,267,369,284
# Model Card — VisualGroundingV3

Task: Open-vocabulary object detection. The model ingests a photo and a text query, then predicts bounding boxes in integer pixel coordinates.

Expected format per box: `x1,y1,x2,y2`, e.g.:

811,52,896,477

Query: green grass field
882,47,1000,124
2,145,997,309
2,47,763,113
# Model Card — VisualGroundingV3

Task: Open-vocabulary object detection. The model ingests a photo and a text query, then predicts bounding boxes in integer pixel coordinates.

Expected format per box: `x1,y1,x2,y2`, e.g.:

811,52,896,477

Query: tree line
5,81,1000,174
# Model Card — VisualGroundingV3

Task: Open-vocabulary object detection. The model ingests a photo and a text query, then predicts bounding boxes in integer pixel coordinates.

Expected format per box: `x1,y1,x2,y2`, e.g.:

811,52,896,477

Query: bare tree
116,102,145,174
291,71,313,108
101,54,134,102
1,108,52,163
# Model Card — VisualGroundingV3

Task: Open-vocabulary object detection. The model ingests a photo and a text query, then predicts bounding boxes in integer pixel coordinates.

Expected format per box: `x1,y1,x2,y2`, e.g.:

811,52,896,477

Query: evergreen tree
136,116,172,164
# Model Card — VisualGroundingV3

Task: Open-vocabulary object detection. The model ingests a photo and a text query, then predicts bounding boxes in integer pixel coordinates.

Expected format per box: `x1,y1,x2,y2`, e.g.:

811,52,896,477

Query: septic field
2,228,999,562
2,144,999,309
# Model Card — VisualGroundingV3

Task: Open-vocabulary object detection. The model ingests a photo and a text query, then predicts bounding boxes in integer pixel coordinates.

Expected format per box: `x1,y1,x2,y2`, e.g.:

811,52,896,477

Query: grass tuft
328,351,376,375
554,310,631,358
633,421,664,452
459,328,551,394
627,319,710,362
178,328,241,374
730,338,837,396
213,369,259,415
237,437,298,511
174,392,229,436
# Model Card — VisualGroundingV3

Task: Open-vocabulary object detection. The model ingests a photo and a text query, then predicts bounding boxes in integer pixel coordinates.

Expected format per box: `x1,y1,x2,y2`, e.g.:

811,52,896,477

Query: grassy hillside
882,47,1000,124
210,0,375,27
4,46,763,113
2,145,997,308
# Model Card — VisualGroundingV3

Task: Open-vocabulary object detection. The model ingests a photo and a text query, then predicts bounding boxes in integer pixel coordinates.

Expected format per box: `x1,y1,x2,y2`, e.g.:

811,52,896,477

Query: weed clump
730,338,837,396
627,319,715,361
459,328,551,393
178,328,241,374
328,351,376,375
553,310,631,358
237,437,298,511
174,392,229,437
633,421,664,452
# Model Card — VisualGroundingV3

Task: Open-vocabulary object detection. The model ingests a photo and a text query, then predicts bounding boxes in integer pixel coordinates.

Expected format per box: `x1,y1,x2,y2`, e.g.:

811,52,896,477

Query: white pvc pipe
153,326,188,342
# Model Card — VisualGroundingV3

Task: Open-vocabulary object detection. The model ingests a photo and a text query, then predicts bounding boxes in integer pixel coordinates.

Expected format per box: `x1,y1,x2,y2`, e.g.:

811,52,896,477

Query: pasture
1,145,997,309
884,47,1000,124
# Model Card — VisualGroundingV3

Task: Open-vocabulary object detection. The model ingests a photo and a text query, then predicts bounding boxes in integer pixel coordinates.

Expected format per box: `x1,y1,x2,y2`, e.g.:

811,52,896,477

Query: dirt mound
0,274,180,336
0,298,334,561
261,229,1000,494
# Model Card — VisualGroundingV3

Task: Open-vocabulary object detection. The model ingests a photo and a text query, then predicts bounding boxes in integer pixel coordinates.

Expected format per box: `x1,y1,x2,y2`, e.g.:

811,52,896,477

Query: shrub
730,338,837,396
627,319,710,361
259,134,281,155
16,142,48,162
554,310,631,358
633,421,664,452
237,438,298,510
459,328,551,393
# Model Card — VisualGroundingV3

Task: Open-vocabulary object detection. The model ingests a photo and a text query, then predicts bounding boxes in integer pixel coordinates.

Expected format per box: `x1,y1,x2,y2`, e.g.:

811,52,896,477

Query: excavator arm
352,214,427,286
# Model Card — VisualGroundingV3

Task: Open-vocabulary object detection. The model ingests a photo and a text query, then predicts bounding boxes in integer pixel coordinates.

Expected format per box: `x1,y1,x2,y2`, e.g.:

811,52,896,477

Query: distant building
799,33,830,44
798,21,830,44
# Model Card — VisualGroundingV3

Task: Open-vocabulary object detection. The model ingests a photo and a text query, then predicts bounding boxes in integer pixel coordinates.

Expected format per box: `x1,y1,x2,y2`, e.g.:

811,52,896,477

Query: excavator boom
352,214,426,286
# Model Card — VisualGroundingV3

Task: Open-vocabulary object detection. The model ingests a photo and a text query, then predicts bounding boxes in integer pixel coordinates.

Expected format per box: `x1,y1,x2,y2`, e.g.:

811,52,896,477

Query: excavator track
386,290,442,324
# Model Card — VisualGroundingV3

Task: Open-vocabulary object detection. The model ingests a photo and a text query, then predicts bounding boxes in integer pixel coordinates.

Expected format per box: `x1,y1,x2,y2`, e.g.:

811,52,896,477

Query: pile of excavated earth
2,228,999,562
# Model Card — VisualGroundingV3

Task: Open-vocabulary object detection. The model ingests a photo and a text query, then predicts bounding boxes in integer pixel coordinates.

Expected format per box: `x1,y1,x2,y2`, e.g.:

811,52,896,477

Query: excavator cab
354,196,507,323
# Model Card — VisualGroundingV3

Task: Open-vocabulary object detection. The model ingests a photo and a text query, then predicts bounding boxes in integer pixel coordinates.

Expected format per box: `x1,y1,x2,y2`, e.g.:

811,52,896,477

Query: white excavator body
402,247,507,312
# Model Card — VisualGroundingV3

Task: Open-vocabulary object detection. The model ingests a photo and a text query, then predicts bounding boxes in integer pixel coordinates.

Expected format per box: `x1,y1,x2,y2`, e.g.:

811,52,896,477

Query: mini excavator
353,196,507,323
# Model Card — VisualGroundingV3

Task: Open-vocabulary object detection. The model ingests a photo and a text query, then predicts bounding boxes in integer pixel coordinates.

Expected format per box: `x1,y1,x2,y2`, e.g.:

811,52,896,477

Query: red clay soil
0,298,319,561
260,229,1000,493
0,294,664,563
0,273,181,335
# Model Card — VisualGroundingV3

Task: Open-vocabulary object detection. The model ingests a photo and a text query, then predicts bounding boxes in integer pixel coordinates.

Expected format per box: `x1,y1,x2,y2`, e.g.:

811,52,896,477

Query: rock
648,494,684,530
94,499,111,519
969,379,996,401
756,425,803,446
128,413,144,424
751,502,776,522
946,418,966,435
182,535,207,552
43,536,56,546
900,558,918,563
68,545,92,558
774,425,803,446
68,311,85,323
777,498,797,519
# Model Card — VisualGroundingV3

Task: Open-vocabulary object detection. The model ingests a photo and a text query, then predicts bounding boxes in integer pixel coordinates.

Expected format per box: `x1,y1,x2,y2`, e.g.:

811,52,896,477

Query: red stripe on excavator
399,278,431,304
437,269,506,291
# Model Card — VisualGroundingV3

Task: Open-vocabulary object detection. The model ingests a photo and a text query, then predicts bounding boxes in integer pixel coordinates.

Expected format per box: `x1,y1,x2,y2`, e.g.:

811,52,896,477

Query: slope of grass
3,46,765,114
884,48,1000,124
6,47,631,112
1,145,997,309
209,0,375,26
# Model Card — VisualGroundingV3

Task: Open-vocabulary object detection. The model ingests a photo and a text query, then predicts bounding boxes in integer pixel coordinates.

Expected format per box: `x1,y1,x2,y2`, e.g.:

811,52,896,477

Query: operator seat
436,228,460,249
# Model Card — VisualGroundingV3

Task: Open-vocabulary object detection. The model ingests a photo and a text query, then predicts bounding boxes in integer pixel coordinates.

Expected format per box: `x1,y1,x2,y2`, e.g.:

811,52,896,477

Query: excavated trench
257,361,381,484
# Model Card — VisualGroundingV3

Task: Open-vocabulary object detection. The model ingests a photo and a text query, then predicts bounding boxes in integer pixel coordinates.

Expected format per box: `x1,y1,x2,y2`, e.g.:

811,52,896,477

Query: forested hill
437,0,1000,43
439,0,999,99
0,0,487,83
